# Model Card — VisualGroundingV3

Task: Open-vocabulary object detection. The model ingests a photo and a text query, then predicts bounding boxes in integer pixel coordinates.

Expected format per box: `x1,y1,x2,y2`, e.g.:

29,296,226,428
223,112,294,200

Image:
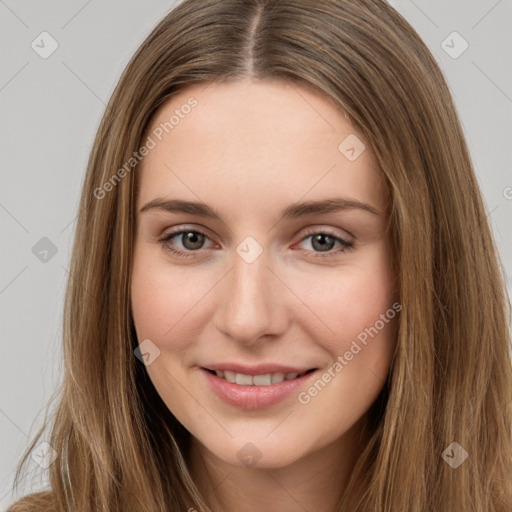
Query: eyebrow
139,197,381,220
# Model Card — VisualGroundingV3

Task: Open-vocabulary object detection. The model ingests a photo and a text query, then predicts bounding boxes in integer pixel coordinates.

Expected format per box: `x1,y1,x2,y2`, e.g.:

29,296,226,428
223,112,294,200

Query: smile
205,368,315,386
201,367,319,409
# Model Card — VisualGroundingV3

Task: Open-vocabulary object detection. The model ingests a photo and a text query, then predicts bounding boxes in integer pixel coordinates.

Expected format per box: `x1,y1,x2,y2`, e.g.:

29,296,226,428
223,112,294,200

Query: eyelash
159,227,354,259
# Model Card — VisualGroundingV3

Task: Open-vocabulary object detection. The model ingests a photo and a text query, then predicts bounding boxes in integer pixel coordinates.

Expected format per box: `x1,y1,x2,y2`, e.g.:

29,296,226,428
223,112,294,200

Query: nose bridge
215,243,286,344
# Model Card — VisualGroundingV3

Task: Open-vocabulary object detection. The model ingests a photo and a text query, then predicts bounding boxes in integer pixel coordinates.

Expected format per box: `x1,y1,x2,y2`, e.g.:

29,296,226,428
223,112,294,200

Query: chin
199,432,314,469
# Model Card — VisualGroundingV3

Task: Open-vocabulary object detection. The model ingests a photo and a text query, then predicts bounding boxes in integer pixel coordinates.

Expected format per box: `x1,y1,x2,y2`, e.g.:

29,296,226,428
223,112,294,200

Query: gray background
1,0,511,508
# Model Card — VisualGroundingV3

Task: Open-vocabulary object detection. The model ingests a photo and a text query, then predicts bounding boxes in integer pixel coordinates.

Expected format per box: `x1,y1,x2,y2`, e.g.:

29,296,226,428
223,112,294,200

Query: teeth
253,374,272,386
224,370,236,383
235,373,253,385
271,372,285,384
212,369,308,386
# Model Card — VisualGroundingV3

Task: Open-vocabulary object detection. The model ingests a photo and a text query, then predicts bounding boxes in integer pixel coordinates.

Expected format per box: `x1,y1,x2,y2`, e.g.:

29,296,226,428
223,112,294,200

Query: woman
8,0,512,510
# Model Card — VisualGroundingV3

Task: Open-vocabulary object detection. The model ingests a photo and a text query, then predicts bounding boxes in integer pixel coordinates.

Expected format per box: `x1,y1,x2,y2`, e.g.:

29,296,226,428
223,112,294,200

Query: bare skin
131,78,398,512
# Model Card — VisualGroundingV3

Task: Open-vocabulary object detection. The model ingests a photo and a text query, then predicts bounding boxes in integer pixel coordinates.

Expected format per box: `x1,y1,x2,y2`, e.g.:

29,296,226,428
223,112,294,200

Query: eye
158,227,354,259
296,229,354,258
159,228,214,258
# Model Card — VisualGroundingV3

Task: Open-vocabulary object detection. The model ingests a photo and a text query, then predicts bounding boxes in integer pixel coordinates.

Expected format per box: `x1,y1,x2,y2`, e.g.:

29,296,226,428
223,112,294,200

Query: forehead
137,78,387,215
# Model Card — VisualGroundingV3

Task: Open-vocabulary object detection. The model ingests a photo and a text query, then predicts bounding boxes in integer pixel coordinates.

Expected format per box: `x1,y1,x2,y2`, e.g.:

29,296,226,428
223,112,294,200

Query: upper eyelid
163,226,216,244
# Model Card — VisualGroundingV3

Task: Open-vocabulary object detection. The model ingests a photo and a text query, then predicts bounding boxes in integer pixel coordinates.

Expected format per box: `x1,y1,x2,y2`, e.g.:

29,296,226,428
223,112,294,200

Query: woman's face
131,78,398,469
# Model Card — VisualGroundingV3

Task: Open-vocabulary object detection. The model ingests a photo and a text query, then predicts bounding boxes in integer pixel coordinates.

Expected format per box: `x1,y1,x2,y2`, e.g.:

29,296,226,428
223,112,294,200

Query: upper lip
202,363,316,376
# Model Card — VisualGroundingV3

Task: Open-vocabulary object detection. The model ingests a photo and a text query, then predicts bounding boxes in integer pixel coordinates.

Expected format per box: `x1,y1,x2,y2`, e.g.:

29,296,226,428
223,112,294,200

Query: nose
214,249,289,346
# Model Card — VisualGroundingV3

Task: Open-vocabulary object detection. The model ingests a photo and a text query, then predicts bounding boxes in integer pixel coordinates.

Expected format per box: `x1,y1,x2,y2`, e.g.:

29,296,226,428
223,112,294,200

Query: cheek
130,244,181,346
130,249,203,414
130,245,215,354
295,243,397,351
293,252,398,439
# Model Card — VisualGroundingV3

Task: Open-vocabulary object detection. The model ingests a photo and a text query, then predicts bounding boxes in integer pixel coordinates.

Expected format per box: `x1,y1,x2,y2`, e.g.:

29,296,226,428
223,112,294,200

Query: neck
186,415,369,512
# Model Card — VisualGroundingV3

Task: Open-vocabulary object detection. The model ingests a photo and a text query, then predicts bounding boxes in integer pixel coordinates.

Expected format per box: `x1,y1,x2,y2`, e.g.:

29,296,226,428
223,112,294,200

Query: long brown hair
8,0,512,510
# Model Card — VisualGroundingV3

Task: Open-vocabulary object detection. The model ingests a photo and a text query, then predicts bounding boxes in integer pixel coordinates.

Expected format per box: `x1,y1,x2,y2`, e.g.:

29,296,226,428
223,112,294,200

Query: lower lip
201,368,317,410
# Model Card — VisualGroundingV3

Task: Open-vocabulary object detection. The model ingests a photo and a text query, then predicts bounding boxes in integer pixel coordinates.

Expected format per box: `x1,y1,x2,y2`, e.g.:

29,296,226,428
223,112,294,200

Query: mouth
202,367,317,386
201,366,319,409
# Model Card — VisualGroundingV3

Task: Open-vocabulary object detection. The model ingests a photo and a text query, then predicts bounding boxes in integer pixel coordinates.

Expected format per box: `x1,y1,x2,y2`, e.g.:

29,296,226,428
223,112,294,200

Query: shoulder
6,490,55,512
